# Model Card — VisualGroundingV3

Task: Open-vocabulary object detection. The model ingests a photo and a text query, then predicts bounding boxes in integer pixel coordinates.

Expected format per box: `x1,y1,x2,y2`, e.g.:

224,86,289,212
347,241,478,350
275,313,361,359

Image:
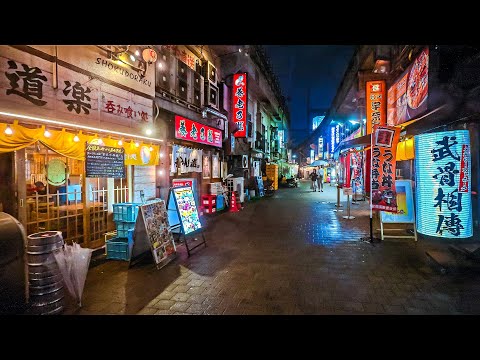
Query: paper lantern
415,130,472,238
142,48,157,63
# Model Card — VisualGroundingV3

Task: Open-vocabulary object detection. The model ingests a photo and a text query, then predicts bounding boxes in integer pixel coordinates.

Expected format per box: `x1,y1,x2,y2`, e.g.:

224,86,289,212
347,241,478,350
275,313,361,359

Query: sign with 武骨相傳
85,143,125,178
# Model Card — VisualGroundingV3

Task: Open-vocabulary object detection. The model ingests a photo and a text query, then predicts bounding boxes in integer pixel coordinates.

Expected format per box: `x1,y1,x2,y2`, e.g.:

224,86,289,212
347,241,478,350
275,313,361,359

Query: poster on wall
387,47,429,126
169,186,202,235
415,130,472,238
380,180,415,223
171,145,202,174
85,143,125,178
370,125,400,212
212,155,220,178
203,155,211,179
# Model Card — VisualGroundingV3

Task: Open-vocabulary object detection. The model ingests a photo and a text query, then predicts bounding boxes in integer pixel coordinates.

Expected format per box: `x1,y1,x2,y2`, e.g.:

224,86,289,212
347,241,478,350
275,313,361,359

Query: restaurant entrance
21,142,129,247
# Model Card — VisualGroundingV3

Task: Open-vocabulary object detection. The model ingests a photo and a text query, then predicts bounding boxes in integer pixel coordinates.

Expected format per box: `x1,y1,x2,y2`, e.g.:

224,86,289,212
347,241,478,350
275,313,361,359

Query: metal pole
333,185,343,212
342,193,355,220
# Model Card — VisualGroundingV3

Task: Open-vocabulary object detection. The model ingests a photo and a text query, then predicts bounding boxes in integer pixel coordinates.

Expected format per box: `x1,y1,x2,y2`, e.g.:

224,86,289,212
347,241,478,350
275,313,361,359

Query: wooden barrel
26,231,65,315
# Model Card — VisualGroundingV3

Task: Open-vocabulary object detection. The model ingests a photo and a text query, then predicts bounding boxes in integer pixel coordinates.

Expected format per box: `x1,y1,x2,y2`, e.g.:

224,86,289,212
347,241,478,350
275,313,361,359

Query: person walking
317,167,324,192
310,169,318,192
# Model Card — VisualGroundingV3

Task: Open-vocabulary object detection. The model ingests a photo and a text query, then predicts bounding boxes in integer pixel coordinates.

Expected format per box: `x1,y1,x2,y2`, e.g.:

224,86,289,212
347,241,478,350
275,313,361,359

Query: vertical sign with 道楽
233,73,248,137
370,125,400,212
366,80,387,135
414,130,472,238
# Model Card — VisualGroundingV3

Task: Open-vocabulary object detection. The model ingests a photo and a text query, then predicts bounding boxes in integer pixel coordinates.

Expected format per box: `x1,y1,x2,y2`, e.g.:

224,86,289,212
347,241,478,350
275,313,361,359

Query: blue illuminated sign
415,130,472,238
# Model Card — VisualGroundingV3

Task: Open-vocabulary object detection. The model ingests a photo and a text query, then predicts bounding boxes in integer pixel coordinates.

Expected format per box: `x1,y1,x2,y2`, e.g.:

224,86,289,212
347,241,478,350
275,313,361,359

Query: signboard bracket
379,221,418,242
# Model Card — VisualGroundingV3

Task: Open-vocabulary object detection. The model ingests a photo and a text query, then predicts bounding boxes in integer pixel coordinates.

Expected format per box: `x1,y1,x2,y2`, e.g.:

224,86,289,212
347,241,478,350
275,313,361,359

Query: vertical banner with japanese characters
370,125,400,212
366,80,387,135
415,130,472,238
232,73,248,137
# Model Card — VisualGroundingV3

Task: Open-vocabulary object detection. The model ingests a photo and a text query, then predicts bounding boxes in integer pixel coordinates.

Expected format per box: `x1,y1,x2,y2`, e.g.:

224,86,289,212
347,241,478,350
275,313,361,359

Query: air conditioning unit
155,50,176,94
176,77,188,101
242,155,248,168
204,82,219,110
177,59,188,81
202,60,217,84
190,71,204,107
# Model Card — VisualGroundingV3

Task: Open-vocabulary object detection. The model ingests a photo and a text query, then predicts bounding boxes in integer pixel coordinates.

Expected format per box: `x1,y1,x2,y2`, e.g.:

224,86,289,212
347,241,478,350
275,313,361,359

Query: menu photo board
131,199,176,268
168,186,202,235
380,180,415,224
85,143,125,178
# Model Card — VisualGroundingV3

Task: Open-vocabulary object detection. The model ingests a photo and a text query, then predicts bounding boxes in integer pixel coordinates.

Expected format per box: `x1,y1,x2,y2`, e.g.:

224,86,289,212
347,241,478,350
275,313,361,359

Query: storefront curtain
0,121,159,165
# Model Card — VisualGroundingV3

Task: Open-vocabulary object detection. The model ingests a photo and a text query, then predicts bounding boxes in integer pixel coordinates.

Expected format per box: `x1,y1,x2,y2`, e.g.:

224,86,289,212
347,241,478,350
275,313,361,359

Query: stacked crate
106,203,141,261
266,164,279,190
201,194,217,214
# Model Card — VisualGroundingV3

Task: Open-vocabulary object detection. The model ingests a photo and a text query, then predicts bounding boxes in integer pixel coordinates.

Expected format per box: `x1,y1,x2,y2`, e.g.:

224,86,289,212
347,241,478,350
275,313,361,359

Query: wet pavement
66,180,480,315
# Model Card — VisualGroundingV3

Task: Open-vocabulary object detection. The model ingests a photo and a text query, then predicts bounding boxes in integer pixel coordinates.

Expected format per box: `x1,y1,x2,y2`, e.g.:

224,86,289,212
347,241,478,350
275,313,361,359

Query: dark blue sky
264,45,356,146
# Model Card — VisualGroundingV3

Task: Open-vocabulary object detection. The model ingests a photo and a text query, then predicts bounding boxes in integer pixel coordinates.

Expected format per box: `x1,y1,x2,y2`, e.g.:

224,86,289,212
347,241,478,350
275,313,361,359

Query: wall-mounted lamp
4,125,13,135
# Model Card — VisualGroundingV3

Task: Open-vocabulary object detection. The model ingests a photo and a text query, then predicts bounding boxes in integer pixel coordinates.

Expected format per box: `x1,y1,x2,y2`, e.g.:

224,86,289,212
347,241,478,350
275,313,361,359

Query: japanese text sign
370,125,400,212
415,130,472,238
366,80,387,135
174,115,222,147
232,73,248,137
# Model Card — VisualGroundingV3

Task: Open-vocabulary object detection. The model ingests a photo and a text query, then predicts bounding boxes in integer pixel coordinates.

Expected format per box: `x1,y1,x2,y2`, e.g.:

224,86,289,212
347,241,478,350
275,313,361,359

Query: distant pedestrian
317,167,324,192
310,169,318,191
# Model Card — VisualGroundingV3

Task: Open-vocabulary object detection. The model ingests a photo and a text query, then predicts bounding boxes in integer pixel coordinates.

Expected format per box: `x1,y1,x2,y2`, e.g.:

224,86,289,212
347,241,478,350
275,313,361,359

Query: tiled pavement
65,180,480,315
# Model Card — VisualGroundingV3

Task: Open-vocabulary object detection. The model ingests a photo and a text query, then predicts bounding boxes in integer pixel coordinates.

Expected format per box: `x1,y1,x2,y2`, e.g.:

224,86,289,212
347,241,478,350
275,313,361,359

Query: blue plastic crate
106,237,132,261
112,203,141,222
115,221,136,238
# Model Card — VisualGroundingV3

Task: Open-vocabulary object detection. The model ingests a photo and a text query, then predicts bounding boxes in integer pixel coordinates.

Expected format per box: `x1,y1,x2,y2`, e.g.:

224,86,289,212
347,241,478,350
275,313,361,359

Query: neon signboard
415,130,472,238
233,73,248,137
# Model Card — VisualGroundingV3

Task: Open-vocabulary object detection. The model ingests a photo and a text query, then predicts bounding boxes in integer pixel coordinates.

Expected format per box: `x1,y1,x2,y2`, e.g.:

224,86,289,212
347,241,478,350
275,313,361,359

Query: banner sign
415,130,472,238
175,115,222,147
366,80,387,135
370,125,400,212
232,73,248,137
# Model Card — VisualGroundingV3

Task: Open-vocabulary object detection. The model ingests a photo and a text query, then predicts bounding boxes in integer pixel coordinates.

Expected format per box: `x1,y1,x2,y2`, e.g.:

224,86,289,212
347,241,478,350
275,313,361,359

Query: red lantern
142,48,157,63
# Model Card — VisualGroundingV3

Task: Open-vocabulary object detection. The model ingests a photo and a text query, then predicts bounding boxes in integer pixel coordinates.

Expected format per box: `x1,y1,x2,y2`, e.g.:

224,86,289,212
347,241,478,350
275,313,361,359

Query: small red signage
459,144,470,193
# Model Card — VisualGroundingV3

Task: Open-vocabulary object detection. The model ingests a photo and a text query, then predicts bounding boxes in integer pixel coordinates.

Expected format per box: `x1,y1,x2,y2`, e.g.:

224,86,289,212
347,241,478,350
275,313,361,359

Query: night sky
264,45,356,147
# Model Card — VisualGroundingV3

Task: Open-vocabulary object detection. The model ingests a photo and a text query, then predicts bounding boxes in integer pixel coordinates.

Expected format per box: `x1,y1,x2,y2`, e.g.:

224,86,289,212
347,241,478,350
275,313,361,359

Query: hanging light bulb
135,50,140,57
118,139,123,146
135,141,140,148
44,129,51,138
73,134,80,142
146,128,152,136
159,152,164,158
130,54,136,62
149,146,153,152
98,138,103,145
4,125,13,135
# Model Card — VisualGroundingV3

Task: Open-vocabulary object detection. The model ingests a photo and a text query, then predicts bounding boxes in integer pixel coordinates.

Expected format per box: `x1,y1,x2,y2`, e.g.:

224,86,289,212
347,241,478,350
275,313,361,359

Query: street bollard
342,194,355,220
333,185,343,212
